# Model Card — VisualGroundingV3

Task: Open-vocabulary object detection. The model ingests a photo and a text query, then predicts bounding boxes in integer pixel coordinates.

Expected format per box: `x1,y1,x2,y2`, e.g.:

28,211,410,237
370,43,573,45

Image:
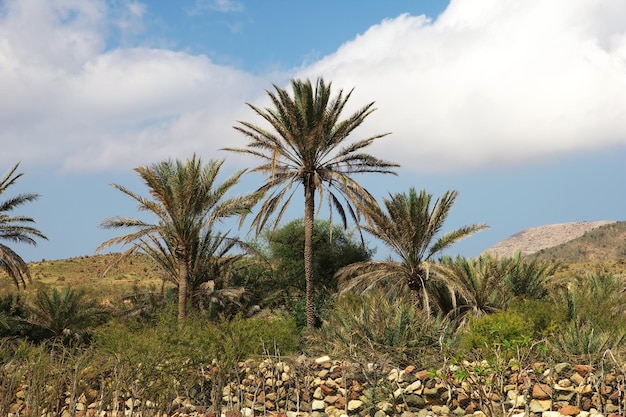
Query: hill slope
483,220,616,258
529,221,626,263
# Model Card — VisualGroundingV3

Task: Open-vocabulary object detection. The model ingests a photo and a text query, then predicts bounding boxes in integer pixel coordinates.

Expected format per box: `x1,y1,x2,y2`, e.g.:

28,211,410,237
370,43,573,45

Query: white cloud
0,0,271,173
299,0,626,172
2,0,625,175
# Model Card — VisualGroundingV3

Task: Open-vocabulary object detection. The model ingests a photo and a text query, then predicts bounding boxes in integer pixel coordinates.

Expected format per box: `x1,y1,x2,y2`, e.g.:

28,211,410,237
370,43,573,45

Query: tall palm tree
97,156,257,322
337,188,487,314
224,78,398,328
0,162,47,290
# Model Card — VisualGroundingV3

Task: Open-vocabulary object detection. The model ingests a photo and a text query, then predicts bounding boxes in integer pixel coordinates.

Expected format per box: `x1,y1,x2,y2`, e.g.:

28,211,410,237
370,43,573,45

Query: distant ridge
483,220,616,258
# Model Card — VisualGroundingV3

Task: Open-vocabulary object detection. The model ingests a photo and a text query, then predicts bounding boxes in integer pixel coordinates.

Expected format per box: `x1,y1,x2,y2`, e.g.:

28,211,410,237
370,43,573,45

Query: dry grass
0,253,167,301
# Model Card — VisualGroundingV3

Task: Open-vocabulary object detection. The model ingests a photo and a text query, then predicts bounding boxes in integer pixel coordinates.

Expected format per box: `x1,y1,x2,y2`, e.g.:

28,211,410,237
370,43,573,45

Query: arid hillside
483,220,618,258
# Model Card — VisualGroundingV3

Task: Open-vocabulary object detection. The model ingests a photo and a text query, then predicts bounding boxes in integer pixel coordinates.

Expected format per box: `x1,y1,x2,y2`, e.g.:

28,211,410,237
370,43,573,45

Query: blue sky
2,0,626,262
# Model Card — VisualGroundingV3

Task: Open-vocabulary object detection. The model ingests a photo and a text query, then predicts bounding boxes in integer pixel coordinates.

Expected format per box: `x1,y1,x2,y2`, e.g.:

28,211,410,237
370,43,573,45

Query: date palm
97,156,257,322
141,227,254,316
337,188,487,314
434,254,508,323
0,162,47,290
27,286,109,341
225,78,398,328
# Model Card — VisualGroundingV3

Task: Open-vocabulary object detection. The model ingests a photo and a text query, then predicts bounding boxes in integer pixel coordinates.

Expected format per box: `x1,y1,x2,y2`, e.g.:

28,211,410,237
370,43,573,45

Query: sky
2,0,626,263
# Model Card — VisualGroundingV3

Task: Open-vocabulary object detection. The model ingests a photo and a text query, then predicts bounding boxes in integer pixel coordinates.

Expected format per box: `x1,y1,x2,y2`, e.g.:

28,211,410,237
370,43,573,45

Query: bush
307,291,453,367
507,298,566,337
460,310,534,353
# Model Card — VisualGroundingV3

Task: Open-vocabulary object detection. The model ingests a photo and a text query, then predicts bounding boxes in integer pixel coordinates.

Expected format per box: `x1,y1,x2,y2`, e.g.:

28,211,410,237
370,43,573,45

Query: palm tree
97,156,257,322
434,255,508,323
224,78,398,328
337,188,487,314
0,162,47,290
27,286,109,341
505,252,559,301
142,227,255,317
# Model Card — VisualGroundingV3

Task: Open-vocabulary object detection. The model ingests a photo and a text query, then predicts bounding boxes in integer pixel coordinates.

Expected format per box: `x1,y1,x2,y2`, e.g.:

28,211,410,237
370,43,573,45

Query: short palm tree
0,162,47,290
97,156,257,322
434,254,508,323
505,252,559,301
27,286,109,341
337,188,487,314
225,78,398,328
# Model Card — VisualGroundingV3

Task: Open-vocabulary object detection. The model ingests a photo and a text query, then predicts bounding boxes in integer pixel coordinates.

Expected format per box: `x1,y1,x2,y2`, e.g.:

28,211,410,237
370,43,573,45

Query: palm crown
338,188,488,313
0,162,47,289
98,156,257,322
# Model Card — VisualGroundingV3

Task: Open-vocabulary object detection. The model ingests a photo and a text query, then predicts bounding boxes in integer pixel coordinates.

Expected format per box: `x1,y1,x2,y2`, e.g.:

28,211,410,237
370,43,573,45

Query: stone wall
5,355,626,417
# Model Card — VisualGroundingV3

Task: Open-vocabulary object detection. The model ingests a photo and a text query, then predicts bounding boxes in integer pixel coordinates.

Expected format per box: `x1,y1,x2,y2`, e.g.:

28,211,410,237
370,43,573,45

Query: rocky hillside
483,220,622,259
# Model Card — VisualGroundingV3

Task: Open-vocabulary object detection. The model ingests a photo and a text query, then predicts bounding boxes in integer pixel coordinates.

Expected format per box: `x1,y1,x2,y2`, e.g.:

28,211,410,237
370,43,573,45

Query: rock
324,395,339,405
388,369,400,382
574,365,593,377
315,356,331,364
320,384,335,395
452,406,466,416
405,380,422,394
558,379,573,388
555,363,572,374
542,411,562,417
415,370,431,381
405,395,426,409
507,390,526,408
529,399,552,413
311,400,326,411
431,405,450,415
374,410,388,417
347,400,363,411
560,405,581,416
532,383,553,400
581,397,593,411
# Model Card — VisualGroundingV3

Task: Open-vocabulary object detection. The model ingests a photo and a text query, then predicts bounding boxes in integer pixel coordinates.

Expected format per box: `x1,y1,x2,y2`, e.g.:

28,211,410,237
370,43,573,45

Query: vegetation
26,286,110,342
337,188,487,312
0,162,47,290
97,156,258,322
225,77,398,328
2,79,626,415
258,218,373,326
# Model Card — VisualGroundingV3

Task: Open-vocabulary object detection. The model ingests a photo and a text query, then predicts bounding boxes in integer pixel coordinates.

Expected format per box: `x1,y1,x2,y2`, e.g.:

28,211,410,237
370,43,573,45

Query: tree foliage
0,162,47,290
225,78,398,327
338,188,487,313
98,156,258,322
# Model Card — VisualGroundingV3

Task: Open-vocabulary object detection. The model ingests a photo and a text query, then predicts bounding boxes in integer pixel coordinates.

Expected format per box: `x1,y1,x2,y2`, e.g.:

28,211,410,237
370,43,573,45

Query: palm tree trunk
176,248,188,323
303,183,316,329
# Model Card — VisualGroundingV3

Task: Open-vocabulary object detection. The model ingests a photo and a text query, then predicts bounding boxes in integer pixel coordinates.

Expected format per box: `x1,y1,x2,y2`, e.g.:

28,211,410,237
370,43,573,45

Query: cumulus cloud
1,0,625,175
299,0,626,172
0,0,268,172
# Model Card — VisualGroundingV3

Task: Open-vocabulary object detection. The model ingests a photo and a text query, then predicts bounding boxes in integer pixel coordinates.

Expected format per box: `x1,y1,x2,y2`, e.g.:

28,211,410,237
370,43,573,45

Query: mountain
483,220,625,261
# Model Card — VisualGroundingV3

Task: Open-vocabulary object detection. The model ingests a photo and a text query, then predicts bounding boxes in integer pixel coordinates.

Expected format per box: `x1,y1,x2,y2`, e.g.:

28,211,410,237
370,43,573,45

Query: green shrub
460,310,534,353
307,291,453,366
507,298,566,337
549,318,626,364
